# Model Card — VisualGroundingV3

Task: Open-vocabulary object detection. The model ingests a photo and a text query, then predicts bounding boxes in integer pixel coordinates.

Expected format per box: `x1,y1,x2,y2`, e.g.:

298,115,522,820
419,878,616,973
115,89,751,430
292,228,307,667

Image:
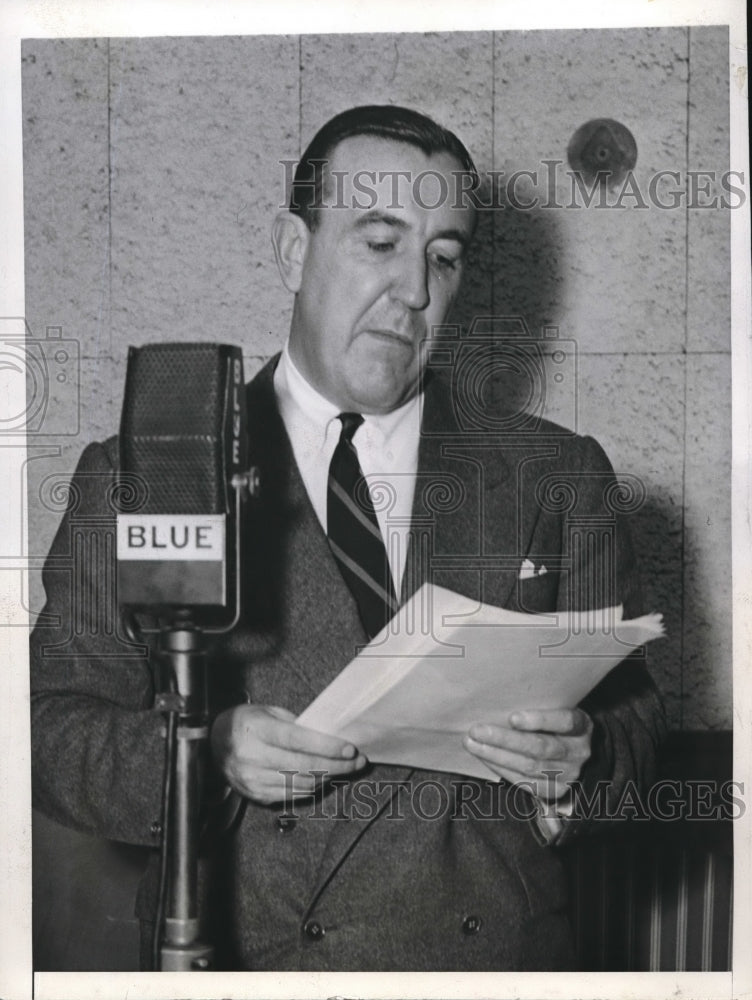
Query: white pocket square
519,558,547,580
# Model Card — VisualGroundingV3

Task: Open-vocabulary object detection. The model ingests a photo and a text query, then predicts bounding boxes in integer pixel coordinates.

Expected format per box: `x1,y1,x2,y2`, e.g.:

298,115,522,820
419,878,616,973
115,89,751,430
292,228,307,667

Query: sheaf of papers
297,583,665,780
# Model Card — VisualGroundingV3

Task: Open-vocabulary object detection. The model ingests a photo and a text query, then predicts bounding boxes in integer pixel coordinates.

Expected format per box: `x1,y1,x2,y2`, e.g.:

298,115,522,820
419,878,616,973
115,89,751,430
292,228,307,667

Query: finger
463,735,568,776
245,709,361,761
487,765,551,795
236,740,368,777
467,723,568,761
268,768,323,797
508,708,591,736
464,740,579,796
464,759,560,800
228,755,366,802
266,705,298,722
229,767,319,802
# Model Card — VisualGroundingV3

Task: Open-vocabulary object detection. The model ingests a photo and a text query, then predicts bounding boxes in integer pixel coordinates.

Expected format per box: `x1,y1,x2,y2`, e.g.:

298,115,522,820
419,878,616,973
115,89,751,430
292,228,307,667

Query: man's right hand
210,703,368,805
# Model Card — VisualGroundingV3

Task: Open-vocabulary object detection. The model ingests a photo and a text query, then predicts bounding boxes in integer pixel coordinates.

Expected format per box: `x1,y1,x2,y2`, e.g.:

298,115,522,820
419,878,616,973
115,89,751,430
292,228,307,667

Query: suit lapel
240,358,370,713
304,372,544,898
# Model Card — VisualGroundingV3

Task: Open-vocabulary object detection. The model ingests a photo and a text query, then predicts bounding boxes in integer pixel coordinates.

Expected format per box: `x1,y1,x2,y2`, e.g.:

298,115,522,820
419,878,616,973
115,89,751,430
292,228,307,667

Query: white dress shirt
273,343,421,596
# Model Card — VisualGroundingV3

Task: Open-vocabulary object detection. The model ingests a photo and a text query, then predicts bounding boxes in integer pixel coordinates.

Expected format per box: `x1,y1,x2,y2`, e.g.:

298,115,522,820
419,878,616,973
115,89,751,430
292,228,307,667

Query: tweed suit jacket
31,355,665,971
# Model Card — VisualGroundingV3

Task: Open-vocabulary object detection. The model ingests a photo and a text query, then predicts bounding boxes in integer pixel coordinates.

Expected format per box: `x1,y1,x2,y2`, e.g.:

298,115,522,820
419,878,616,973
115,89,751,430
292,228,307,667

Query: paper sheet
298,583,664,779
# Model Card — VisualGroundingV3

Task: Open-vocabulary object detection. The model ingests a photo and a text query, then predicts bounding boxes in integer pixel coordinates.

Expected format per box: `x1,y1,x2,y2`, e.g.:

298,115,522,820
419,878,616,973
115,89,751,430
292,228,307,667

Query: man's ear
271,211,310,293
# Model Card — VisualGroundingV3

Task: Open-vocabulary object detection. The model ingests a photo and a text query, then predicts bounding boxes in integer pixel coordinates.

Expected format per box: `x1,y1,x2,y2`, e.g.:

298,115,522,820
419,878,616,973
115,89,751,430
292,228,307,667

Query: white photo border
1,2,749,999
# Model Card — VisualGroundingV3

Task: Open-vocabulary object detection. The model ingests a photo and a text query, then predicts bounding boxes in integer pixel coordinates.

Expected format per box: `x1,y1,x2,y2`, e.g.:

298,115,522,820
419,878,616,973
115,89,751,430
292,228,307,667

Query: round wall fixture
567,119,637,188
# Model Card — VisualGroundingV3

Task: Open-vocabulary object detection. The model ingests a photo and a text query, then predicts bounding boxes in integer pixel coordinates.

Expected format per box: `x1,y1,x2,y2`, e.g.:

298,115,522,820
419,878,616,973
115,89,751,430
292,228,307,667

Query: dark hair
289,104,478,230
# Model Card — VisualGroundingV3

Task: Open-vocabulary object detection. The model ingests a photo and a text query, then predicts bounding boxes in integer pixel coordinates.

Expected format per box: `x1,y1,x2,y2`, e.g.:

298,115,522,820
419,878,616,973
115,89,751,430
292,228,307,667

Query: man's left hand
463,708,593,801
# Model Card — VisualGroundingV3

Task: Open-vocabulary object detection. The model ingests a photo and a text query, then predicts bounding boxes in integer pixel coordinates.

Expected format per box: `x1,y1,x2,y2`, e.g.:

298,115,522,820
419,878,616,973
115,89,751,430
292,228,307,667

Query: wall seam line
107,38,112,362
679,26,691,730
298,35,303,158
490,31,496,318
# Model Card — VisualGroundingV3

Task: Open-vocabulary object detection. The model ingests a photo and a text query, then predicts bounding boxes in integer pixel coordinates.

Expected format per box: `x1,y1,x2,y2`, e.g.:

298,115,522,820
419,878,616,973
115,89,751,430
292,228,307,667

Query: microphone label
117,515,226,560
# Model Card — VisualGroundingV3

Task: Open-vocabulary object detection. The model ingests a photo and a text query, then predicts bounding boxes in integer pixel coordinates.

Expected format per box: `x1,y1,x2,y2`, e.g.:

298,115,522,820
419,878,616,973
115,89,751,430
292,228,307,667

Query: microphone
116,342,248,624
115,342,252,969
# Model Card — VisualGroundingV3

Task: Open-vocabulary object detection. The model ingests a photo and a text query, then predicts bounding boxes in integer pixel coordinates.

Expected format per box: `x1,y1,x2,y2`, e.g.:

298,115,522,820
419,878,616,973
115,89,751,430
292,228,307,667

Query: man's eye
431,252,459,271
367,241,395,253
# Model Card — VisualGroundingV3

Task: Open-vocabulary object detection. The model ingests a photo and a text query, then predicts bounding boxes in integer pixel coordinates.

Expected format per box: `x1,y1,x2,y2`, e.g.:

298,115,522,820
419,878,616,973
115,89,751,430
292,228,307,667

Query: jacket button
462,915,482,935
303,919,325,941
276,815,297,833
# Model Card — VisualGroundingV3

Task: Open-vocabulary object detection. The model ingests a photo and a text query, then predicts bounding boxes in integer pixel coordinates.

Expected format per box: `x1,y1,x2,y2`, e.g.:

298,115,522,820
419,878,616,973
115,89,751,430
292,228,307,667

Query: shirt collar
274,341,422,449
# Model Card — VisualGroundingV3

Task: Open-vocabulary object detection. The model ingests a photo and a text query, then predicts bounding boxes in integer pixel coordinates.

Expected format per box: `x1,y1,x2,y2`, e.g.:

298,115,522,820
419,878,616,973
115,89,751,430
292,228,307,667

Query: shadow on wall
450,199,567,422
451,198,564,337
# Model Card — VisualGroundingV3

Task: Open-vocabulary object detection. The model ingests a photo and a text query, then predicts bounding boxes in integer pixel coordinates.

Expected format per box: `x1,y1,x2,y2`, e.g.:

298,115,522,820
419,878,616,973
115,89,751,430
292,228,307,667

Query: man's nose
391,253,429,311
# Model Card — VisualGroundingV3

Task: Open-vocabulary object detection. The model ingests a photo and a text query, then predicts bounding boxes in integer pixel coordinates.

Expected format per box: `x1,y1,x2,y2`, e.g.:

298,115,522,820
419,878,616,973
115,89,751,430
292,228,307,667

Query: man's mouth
362,328,415,348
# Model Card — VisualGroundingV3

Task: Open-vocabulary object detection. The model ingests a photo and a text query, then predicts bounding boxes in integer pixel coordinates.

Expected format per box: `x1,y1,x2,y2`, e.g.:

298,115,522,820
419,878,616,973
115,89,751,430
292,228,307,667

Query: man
31,105,665,971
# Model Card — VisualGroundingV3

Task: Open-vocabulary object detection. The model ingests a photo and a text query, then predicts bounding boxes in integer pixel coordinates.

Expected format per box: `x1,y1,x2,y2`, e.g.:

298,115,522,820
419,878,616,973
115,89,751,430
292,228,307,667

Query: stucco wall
21,27,732,730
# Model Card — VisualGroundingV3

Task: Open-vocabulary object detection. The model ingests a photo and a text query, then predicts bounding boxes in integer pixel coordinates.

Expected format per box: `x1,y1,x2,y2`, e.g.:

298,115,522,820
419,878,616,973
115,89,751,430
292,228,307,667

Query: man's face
285,136,475,414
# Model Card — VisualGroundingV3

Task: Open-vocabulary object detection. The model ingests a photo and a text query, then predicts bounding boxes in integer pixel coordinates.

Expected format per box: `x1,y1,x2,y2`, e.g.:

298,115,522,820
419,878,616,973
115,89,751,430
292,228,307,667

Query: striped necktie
327,412,398,638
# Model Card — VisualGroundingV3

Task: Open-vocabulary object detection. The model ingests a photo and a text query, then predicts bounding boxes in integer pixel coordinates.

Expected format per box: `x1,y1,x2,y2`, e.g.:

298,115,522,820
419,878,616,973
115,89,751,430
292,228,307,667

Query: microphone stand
130,473,255,972
156,620,214,972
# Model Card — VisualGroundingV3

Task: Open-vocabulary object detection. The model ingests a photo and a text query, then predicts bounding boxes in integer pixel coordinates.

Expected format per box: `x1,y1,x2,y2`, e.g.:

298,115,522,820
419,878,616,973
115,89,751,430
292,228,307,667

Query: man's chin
348,375,419,415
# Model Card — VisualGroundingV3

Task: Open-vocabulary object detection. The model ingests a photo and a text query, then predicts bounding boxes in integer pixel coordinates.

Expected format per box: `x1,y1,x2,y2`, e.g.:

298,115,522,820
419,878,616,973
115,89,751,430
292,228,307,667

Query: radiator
562,730,734,971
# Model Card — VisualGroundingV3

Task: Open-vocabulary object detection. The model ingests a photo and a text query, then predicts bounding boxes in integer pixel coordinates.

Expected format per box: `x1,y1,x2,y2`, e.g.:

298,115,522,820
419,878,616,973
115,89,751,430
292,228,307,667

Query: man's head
287,105,478,232
272,105,478,415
